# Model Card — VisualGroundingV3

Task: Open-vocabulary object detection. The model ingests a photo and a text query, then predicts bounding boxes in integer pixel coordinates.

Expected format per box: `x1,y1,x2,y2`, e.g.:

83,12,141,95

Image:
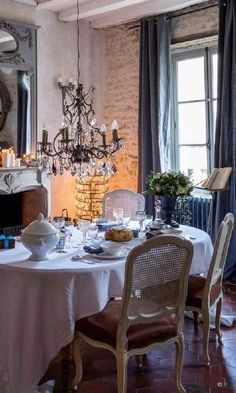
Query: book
199,167,232,191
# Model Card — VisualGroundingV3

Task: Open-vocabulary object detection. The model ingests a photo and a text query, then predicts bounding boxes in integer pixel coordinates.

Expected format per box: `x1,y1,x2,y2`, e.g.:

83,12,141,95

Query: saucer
95,250,128,259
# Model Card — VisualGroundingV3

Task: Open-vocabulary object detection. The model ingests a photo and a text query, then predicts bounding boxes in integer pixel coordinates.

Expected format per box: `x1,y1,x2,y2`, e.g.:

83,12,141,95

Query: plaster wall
102,5,219,194
0,0,103,220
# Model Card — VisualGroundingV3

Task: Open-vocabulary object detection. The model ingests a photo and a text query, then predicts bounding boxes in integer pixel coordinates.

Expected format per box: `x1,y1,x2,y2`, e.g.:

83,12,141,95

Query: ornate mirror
0,19,37,156
0,80,11,131
0,30,18,58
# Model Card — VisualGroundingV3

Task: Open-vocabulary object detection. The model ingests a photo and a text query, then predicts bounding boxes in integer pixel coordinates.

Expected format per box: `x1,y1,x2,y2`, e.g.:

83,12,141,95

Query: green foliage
146,171,194,197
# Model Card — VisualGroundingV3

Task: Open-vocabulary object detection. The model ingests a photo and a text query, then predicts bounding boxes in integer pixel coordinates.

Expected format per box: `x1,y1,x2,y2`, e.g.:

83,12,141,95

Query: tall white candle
1,149,10,168
15,158,21,168
9,152,15,167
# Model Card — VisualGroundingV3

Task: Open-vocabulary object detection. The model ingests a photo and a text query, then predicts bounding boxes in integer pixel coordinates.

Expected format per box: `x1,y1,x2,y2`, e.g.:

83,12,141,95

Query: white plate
161,228,182,235
94,250,128,259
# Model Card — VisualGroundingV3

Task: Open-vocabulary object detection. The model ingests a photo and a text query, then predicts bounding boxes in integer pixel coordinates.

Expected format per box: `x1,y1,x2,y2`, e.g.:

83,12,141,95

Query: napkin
96,222,117,230
146,230,162,239
83,245,104,254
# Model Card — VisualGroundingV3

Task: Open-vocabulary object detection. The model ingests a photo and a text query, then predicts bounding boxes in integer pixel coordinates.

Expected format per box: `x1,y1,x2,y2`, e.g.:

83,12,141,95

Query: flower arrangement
146,171,194,197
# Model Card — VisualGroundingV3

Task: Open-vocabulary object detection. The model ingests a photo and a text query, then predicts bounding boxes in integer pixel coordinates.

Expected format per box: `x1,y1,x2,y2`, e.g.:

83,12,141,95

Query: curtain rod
129,1,218,29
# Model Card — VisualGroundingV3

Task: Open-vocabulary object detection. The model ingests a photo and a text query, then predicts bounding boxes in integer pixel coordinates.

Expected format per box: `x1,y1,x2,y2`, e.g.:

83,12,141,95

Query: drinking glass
122,216,130,227
113,208,124,226
79,219,90,246
144,214,153,230
88,224,99,242
64,221,74,247
135,210,146,232
52,217,65,230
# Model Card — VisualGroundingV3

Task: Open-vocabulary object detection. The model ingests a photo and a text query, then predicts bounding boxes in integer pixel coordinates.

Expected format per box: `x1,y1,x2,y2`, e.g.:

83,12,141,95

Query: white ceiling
14,0,209,28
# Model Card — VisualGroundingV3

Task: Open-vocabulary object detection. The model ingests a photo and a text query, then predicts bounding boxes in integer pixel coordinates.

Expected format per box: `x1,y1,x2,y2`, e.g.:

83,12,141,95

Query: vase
159,195,179,228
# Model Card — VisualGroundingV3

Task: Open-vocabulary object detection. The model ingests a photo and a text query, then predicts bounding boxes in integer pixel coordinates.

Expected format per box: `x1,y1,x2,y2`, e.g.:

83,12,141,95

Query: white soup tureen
21,213,60,261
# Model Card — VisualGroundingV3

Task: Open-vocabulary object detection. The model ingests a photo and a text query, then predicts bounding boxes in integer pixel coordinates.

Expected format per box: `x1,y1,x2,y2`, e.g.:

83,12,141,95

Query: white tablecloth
0,226,213,393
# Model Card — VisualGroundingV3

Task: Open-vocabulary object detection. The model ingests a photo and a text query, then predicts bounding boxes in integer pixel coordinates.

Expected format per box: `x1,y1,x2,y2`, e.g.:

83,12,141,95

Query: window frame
171,45,218,181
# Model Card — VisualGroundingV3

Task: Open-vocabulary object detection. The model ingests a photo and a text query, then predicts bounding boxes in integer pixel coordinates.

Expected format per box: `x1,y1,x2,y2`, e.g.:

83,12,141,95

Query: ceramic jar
21,213,60,261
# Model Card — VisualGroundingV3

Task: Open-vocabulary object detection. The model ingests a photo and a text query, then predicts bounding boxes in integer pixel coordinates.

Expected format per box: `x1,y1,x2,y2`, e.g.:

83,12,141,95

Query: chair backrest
118,235,193,341
102,189,145,220
206,213,234,290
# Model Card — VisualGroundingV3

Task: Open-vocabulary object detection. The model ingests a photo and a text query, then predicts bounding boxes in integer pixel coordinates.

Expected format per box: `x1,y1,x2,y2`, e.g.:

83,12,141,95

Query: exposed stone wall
102,24,140,192
102,5,218,194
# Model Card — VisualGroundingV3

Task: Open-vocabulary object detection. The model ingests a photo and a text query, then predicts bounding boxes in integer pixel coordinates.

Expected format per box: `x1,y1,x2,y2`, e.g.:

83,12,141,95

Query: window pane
213,99,217,137
179,146,208,185
212,54,218,99
177,57,205,102
178,102,206,144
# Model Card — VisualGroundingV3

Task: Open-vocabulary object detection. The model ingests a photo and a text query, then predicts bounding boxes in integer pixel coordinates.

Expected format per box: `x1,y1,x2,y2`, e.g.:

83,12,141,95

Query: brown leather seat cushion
75,300,177,350
186,275,222,309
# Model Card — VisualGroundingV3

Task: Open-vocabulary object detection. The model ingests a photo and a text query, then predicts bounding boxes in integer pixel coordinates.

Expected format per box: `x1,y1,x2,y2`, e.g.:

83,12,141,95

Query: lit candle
57,77,63,84
9,151,16,167
100,124,107,147
111,120,119,141
1,149,10,168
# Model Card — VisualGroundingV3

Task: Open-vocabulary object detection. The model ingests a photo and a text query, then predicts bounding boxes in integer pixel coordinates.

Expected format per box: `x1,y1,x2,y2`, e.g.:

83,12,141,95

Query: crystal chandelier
37,0,123,178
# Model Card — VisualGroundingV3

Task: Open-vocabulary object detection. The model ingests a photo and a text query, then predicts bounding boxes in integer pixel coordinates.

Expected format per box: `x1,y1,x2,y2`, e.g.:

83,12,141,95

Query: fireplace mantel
0,167,51,217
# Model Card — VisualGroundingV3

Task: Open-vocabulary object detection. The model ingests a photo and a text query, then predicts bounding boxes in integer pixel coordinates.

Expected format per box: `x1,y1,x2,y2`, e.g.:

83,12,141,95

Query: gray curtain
138,16,171,214
211,0,236,280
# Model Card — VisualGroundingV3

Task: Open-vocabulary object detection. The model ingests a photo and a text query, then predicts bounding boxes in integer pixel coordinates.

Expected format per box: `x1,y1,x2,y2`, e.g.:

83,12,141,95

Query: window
171,46,218,186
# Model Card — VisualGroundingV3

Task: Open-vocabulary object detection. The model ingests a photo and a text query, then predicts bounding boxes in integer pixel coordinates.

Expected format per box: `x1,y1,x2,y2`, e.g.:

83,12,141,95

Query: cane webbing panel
127,243,189,321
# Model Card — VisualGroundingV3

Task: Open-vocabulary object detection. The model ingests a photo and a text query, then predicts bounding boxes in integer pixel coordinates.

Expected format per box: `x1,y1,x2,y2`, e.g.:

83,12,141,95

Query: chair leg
72,336,83,389
202,309,211,366
215,298,223,344
175,333,186,393
116,350,128,393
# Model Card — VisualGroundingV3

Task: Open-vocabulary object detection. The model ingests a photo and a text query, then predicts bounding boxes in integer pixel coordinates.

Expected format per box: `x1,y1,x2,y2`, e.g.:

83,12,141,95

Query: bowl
101,240,124,255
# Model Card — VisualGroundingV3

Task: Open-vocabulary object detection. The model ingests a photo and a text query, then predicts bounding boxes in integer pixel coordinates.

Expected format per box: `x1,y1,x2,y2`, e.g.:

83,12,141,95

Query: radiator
175,196,212,232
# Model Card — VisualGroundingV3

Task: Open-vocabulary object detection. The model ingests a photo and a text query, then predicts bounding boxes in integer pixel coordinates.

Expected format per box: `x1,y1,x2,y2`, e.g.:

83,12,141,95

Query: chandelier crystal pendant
37,0,123,178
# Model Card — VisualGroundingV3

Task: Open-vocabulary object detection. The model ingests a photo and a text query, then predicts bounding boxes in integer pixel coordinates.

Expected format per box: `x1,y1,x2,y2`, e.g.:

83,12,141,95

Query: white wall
0,0,104,219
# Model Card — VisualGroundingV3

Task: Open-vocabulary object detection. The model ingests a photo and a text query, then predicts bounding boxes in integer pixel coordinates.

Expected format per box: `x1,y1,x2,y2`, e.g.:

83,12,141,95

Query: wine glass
79,219,90,246
135,210,146,232
88,224,99,242
122,216,130,227
113,208,124,226
64,221,74,248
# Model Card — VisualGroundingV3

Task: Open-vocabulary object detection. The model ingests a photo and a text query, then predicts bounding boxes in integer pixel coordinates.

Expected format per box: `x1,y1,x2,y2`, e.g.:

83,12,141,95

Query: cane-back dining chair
185,212,234,366
72,235,193,393
102,189,145,220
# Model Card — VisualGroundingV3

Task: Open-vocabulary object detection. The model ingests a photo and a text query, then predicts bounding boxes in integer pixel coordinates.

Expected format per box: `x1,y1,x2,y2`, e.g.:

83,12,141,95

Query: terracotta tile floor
44,284,236,393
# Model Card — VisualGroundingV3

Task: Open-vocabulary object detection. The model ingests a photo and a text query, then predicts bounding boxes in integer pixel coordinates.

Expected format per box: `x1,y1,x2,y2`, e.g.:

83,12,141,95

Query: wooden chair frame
102,189,145,220
72,235,193,393
185,213,234,365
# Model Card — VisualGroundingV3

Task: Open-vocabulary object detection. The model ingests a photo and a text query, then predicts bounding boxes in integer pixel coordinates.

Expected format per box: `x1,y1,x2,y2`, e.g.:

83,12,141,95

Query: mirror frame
0,80,12,131
0,18,38,156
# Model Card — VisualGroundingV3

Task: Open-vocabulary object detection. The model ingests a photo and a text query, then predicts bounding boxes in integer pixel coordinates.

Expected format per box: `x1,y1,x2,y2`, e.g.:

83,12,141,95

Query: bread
105,227,133,242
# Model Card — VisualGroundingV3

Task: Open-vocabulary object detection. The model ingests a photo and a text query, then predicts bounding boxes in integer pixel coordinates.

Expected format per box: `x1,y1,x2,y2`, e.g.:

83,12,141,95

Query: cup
88,224,99,241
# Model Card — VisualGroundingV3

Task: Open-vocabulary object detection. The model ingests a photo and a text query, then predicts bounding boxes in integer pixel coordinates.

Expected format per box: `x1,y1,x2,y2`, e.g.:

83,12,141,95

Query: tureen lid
22,213,59,235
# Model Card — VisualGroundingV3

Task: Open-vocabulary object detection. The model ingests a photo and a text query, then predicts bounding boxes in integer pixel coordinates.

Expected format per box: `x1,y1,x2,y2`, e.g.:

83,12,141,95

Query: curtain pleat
211,0,236,280
138,17,171,214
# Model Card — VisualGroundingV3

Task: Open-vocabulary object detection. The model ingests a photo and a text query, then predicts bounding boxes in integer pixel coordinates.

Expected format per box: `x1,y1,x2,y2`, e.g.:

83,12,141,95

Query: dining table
0,225,213,393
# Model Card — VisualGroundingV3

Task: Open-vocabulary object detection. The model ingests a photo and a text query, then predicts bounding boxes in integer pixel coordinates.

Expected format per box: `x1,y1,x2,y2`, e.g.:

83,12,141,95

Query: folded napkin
97,222,117,231
146,230,162,239
83,245,104,254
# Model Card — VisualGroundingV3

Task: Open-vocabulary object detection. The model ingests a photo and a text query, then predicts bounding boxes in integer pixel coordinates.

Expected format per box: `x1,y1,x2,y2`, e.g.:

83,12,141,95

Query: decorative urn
21,213,60,261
